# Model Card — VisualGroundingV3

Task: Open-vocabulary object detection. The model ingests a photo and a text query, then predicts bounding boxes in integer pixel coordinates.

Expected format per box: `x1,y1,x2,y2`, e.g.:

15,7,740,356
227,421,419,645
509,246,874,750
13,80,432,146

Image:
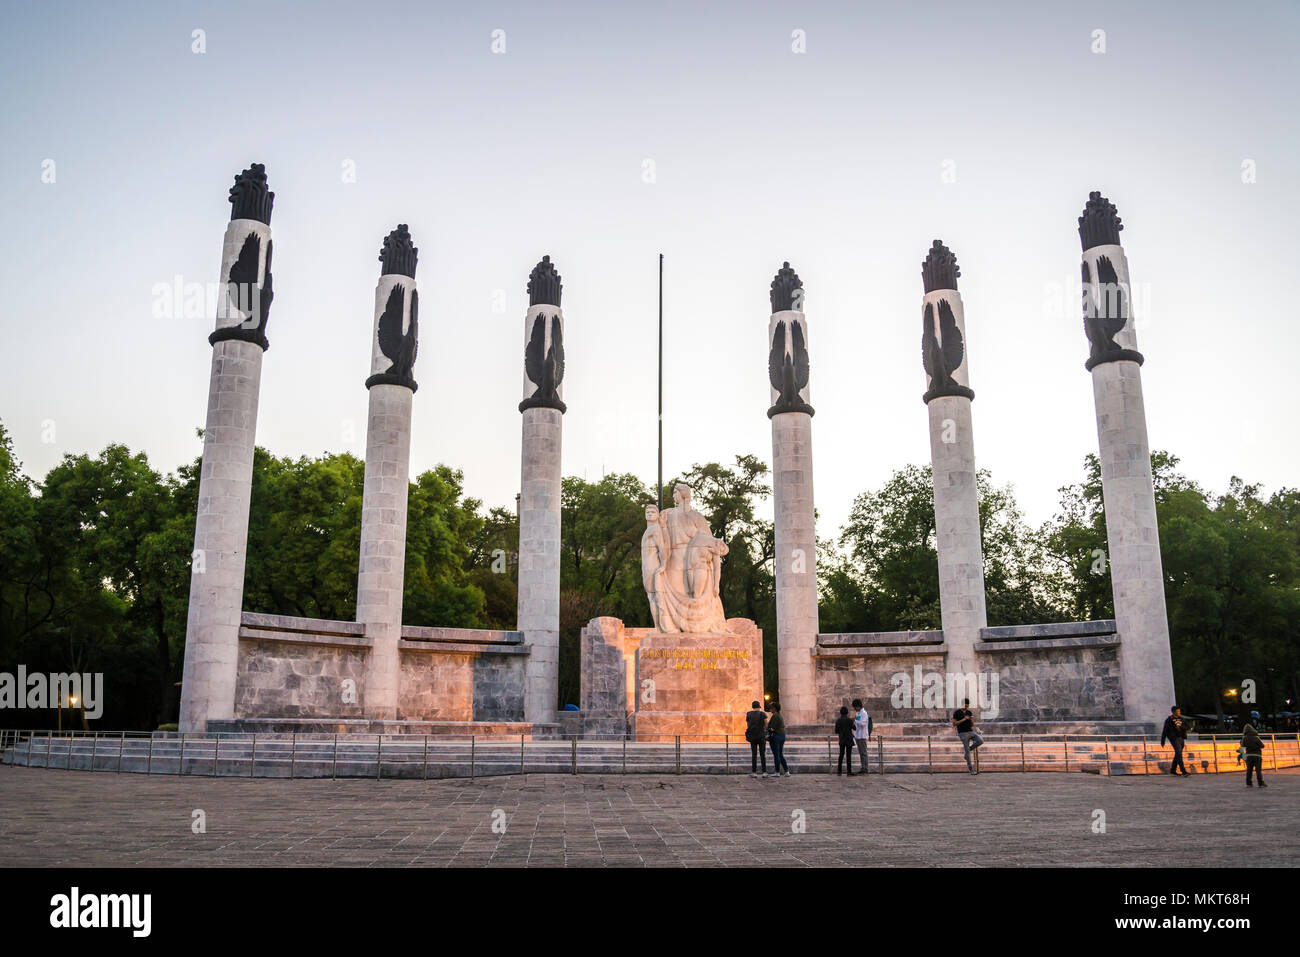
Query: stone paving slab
0,765,1295,867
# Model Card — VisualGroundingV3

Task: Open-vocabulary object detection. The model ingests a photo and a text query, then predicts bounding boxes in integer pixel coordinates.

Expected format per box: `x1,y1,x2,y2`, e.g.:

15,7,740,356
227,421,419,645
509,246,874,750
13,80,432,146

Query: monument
517,255,565,725
920,240,987,678
579,482,764,739
767,262,820,726
173,166,1174,741
1079,192,1176,727
356,225,420,720
178,164,275,733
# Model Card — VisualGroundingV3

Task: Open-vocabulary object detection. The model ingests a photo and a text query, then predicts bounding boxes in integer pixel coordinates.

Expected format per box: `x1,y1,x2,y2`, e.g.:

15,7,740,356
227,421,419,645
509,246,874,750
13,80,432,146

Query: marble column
1079,192,1176,727
920,240,987,677
518,256,565,724
767,262,818,726
357,225,421,721
179,164,275,732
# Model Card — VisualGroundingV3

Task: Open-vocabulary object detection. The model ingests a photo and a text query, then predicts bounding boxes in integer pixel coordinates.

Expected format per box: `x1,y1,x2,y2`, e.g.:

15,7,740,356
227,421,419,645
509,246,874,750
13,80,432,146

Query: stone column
518,256,565,724
356,225,421,721
1079,191,1175,727
179,164,276,732
767,262,818,726
920,240,987,676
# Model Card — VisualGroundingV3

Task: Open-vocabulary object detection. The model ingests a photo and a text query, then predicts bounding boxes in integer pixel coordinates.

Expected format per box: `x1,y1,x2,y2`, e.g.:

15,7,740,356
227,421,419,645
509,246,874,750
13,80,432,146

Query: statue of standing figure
640,483,731,634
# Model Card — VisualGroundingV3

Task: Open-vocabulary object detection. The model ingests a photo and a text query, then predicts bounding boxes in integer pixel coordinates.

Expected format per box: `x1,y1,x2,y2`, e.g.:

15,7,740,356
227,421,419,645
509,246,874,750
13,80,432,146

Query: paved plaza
1,764,1295,867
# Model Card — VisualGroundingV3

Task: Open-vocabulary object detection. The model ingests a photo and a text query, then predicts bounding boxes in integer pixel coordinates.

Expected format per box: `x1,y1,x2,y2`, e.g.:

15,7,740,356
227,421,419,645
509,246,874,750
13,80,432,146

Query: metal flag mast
657,253,664,510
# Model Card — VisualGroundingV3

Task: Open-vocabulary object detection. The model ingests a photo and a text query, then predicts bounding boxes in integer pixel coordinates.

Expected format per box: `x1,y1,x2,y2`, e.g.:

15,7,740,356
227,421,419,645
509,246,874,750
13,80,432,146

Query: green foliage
2,409,1296,727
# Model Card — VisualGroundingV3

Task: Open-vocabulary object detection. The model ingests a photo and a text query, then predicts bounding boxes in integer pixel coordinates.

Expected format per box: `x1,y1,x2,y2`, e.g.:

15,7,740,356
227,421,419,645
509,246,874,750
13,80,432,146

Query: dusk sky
2,0,1297,536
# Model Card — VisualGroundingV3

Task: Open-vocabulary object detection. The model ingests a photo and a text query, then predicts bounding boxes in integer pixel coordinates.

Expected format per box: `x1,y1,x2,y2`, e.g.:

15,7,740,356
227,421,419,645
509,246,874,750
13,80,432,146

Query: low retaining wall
812,621,1126,725
233,613,529,723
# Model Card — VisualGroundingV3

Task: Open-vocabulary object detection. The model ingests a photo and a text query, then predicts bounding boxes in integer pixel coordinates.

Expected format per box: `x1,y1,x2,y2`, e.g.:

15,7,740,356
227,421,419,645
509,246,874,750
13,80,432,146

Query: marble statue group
640,483,732,634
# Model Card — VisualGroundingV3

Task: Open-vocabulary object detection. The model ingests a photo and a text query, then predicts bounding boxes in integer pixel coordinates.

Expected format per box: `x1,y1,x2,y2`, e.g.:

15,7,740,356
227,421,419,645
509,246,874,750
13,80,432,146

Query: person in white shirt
852,698,872,775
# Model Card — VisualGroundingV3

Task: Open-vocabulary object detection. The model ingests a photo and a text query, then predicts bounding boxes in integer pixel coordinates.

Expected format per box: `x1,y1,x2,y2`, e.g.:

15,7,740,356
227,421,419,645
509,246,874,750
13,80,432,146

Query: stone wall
812,621,1126,727
230,613,528,724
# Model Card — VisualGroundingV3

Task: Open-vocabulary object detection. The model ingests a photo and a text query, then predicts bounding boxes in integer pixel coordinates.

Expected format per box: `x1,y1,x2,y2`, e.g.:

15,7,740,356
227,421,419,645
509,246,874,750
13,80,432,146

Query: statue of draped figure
640,483,731,634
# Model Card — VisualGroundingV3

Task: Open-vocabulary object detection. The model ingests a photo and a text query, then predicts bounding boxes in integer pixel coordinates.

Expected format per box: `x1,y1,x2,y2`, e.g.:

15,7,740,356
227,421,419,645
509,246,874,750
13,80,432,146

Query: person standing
1160,705,1190,777
952,697,983,774
768,702,790,776
835,706,856,776
745,700,769,778
1241,723,1267,788
852,698,873,775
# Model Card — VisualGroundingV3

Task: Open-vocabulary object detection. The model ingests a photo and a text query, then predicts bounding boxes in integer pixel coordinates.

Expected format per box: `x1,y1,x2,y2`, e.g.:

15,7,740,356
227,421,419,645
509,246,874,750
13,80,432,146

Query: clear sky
1,0,1296,537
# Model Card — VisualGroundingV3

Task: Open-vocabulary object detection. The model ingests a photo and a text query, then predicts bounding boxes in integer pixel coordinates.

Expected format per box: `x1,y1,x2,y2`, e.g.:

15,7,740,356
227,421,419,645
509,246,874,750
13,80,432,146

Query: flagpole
657,253,664,510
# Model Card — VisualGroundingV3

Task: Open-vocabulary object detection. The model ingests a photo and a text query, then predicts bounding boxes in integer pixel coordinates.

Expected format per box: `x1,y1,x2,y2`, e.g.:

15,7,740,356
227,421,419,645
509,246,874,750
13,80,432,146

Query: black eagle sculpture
921,299,967,400
767,262,814,418
1082,255,1128,366
365,225,419,390
210,164,274,349
520,313,565,413
519,256,566,413
375,284,418,386
919,241,973,402
1078,191,1143,370
224,233,273,343
767,319,814,417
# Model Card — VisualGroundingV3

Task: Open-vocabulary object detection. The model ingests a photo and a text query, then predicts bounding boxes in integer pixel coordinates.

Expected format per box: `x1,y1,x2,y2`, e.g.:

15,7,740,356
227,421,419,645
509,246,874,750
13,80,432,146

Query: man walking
952,697,983,774
745,700,769,778
1160,705,1190,776
852,698,873,775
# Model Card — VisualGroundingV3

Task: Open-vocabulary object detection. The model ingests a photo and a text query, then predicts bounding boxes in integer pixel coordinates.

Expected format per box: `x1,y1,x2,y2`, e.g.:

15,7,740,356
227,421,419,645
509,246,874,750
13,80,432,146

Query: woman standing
768,702,790,776
835,705,856,776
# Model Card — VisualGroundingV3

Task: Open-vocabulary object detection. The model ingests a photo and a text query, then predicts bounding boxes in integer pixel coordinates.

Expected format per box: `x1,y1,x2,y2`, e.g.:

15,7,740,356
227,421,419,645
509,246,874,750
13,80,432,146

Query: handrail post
245,733,251,777
375,735,383,779
571,736,578,775
675,736,681,775
622,736,627,775
1141,735,1149,775
877,735,884,775
1212,733,1218,773
827,734,832,773
117,730,124,773
724,734,729,775
333,733,339,779
1104,735,1111,776
90,732,98,772
146,733,153,774
427,734,433,780
470,735,476,779
1020,734,1026,773
927,734,933,774
518,733,523,777
1063,734,1068,773
1270,732,1278,771
289,732,297,779
179,733,186,775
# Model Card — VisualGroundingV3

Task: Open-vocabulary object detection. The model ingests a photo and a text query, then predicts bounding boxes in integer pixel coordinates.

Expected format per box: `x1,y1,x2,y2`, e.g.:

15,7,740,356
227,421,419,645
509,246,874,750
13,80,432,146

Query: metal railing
2,729,1296,779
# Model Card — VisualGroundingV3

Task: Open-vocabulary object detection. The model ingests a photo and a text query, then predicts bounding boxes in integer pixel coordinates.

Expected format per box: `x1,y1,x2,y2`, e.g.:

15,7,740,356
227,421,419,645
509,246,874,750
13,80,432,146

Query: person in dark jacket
1241,724,1267,787
745,700,768,777
1160,705,1190,776
834,706,856,776
768,702,790,776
